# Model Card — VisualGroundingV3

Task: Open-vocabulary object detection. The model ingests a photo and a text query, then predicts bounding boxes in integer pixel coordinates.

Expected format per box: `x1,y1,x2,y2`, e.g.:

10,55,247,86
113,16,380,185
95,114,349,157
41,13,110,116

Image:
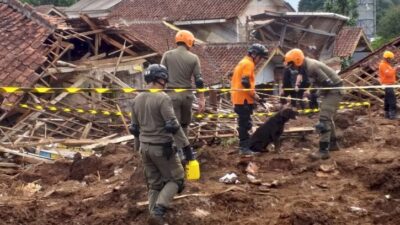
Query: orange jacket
231,56,256,105
379,60,396,85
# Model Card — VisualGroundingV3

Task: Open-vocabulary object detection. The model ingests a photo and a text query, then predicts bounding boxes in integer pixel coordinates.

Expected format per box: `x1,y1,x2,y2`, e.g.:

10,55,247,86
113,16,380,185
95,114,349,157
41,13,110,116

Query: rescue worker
379,50,400,119
284,48,343,160
231,43,269,155
130,64,194,225
279,66,310,109
161,30,206,137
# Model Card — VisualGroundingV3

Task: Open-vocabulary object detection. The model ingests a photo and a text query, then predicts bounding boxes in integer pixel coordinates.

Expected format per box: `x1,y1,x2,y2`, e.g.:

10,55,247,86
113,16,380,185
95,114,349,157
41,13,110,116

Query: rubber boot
329,138,340,151
148,205,168,225
239,140,258,156
388,110,398,120
309,142,330,161
384,111,390,119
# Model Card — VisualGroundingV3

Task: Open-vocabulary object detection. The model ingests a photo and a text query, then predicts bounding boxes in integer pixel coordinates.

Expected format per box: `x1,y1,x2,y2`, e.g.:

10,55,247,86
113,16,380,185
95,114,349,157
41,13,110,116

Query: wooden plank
81,135,135,150
0,163,19,168
63,29,103,40
80,122,92,139
0,146,53,163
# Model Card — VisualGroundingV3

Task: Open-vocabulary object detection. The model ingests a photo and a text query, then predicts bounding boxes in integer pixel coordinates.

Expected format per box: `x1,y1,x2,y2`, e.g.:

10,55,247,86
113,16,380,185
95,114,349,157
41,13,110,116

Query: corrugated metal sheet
65,0,122,18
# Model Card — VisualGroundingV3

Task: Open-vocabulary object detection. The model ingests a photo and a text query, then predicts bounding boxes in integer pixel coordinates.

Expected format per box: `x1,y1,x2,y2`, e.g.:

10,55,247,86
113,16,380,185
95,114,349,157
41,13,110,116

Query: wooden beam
80,14,138,56
64,29,103,40
0,77,88,142
275,21,336,37
279,25,287,47
0,146,53,163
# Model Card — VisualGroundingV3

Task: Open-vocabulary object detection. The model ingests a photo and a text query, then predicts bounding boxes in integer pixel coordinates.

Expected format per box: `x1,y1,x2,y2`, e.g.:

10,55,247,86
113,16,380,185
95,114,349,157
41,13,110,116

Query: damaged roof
64,0,122,18
250,11,349,59
0,0,57,106
0,0,53,86
123,21,279,85
334,26,372,58
34,4,53,14
109,0,250,22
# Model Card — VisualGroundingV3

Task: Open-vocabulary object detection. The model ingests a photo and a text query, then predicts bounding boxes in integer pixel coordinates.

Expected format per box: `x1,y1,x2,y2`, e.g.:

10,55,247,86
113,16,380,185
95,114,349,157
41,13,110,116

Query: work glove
162,143,175,160
322,79,334,87
182,145,195,161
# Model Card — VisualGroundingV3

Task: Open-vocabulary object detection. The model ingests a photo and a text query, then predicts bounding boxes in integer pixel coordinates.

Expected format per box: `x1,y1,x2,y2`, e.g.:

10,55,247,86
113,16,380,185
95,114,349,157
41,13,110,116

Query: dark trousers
234,104,254,149
384,88,397,113
280,90,305,109
309,91,319,109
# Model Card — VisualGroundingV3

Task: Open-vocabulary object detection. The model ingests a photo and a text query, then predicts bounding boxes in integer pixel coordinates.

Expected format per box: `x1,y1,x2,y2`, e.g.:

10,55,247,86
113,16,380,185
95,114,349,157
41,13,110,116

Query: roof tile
334,26,364,57
0,1,53,110
109,0,250,22
124,22,277,85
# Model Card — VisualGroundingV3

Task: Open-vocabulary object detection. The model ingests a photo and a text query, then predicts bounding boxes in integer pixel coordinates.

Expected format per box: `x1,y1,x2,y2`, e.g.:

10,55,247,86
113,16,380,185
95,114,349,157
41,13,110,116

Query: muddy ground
1,108,400,225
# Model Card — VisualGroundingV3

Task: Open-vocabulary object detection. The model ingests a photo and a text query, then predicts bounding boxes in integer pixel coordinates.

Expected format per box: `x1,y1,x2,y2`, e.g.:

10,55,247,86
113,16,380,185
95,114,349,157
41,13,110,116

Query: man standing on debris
284,48,343,160
231,43,269,155
279,66,310,109
379,50,400,119
130,64,195,225
161,30,206,137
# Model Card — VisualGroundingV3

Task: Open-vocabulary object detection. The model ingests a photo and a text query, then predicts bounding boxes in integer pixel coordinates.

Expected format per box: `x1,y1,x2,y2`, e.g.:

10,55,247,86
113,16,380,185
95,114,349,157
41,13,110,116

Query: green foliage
221,137,238,147
377,6,400,39
371,36,391,50
324,0,359,26
376,0,400,23
21,0,76,6
340,56,352,70
298,0,325,12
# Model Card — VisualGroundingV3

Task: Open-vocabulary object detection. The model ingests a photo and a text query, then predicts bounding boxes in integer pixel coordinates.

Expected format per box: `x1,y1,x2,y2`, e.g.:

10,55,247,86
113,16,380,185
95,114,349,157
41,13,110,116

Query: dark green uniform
132,92,189,212
161,46,202,135
303,57,343,144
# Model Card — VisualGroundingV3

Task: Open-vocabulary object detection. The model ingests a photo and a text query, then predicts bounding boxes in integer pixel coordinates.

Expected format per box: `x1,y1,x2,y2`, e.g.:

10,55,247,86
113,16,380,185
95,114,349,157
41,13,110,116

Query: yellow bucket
186,160,200,180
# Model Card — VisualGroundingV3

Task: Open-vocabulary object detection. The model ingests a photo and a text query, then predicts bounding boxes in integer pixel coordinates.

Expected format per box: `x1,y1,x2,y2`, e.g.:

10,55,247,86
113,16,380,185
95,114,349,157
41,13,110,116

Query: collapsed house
108,0,294,43
341,36,400,105
248,11,372,70
0,0,161,154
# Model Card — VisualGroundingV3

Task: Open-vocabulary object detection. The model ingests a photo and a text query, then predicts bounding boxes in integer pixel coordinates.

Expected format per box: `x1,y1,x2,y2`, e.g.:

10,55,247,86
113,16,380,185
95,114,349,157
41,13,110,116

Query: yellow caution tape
0,85,399,94
2,100,370,120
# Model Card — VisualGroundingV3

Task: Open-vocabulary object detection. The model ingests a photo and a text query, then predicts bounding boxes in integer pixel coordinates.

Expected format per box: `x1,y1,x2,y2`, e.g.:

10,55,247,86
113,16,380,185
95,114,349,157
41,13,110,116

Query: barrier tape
0,85,399,94
3,101,370,120
194,102,370,119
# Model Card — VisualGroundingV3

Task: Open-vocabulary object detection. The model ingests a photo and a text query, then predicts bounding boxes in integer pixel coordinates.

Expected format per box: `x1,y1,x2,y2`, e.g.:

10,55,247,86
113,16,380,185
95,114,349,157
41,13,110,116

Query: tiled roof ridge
1,0,55,31
205,41,279,47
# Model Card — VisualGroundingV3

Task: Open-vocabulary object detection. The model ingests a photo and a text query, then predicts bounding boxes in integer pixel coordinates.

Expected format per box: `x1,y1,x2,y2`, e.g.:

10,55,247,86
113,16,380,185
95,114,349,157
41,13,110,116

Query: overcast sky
286,0,299,11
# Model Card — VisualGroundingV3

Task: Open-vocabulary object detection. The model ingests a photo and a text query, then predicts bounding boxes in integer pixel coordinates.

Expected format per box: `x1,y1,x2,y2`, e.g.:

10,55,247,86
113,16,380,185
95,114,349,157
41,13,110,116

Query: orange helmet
383,50,394,59
175,30,195,48
284,48,305,67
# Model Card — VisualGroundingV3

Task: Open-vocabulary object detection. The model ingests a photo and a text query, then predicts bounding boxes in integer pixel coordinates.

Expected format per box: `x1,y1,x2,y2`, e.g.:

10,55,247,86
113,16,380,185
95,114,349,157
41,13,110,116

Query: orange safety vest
231,56,256,105
379,60,396,85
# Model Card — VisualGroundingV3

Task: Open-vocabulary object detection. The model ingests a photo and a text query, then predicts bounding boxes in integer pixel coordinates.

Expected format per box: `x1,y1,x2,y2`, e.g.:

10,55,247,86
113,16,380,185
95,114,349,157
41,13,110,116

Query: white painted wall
238,0,290,23
255,63,275,85
180,20,237,43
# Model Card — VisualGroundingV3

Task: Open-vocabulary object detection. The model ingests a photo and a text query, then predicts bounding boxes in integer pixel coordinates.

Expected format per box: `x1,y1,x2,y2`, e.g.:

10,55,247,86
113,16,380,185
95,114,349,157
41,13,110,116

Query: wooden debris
0,146,53,163
81,135,135,150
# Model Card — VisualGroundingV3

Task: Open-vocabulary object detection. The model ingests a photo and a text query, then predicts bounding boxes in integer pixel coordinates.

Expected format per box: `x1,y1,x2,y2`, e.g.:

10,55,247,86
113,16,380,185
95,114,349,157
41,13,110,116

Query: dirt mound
18,160,71,185
17,144,133,185
366,163,400,197
340,126,371,148
335,110,356,129
289,208,334,225
372,199,400,225
265,157,294,171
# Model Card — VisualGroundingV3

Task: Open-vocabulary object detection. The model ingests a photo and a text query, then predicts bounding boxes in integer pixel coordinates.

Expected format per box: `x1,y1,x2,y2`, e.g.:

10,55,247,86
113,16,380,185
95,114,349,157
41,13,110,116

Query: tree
298,0,325,12
324,0,359,26
21,0,76,6
377,6,400,39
